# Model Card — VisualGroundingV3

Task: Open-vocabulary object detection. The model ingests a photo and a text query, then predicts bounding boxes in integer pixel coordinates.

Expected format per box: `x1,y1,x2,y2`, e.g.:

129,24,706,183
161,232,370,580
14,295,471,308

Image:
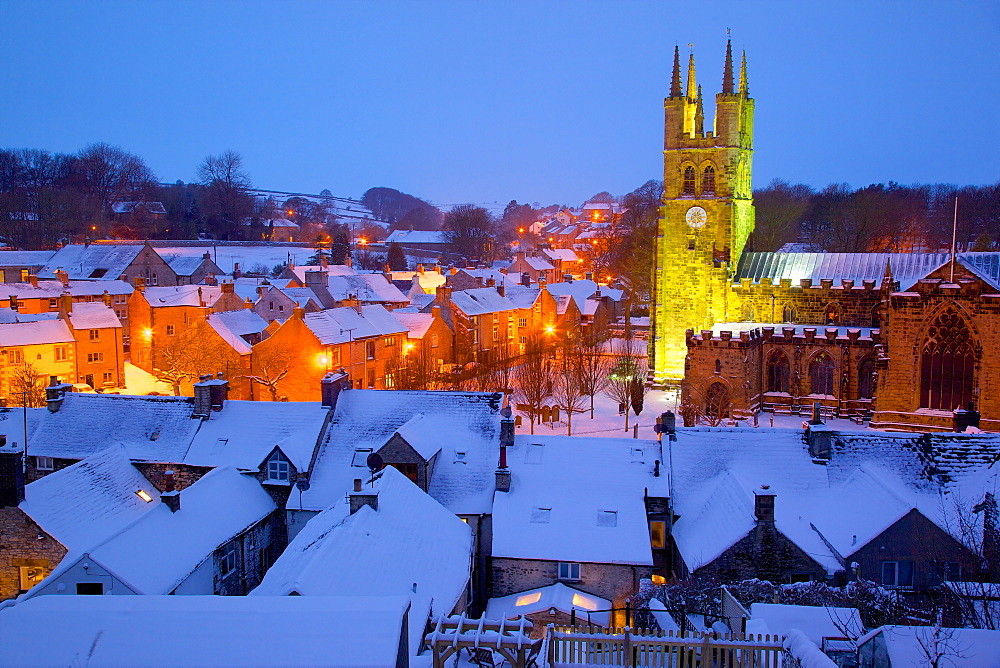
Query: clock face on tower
686,206,708,229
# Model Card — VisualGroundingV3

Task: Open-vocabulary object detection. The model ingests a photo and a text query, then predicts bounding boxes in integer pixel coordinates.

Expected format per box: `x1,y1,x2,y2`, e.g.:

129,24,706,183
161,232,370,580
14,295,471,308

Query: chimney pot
27,274,38,288
353,478,362,493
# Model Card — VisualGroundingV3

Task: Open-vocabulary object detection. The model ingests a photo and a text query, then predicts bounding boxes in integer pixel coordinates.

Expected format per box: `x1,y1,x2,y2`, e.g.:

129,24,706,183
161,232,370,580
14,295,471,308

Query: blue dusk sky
2,1,997,210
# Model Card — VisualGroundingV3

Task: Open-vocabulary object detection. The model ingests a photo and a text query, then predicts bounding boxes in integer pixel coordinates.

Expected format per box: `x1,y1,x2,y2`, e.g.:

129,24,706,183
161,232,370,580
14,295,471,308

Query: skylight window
454,450,467,463
630,448,644,463
597,510,618,527
351,449,373,467
530,507,551,523
525,443,544,464
515,592,542,606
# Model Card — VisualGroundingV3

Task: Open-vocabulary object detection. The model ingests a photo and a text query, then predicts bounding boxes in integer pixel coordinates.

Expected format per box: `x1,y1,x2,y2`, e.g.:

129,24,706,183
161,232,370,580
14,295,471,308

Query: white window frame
220,547,238,576
558,562,581,582
266,453,290,483
35,456,54,471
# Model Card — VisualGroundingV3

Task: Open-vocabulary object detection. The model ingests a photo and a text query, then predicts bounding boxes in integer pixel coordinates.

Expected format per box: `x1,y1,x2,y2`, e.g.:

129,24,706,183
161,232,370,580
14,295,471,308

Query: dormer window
266,452,290,483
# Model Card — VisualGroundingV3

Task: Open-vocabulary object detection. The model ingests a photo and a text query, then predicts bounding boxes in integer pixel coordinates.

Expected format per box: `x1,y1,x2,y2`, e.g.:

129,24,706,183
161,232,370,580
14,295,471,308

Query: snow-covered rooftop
253,465,472,618
207,309,268,354
0,594,412,667
20,446,160,553
38,243,148,280
296,389,502,514
749,603,863,647
326,273,409,304
450,287,517,316
492,435,668,566
487,582,610,626
72,467,275,595
304,305,407,345
391,311,434,339
0,279,132,298
0,250,56,267
28,393,200,462
142,284,224,308
385,230,448,245
0,319,73,346
164,253,213,277
546,279,623,310
67,302,121,330
183,400,328,471
858,625,1000,667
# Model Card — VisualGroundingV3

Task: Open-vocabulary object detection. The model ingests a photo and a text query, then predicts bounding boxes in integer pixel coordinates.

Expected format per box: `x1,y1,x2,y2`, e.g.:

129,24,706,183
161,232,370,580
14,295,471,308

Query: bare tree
76,142,156,227
551,355,587,435
603,337,646,431
512,336,550,434
247,345,293,401
577,330,611,418
9,361,46,407
198,150,253,239
153,321,239,395
387,343,441,391
442,204,501,262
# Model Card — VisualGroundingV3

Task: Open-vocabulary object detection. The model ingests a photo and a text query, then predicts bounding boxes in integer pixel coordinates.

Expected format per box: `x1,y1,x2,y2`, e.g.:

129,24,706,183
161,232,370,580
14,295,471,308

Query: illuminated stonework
650,41,755,386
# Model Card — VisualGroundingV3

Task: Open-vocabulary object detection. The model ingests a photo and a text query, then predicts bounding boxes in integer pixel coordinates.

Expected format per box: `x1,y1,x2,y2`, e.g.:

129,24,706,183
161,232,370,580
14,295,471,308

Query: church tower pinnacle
739,50,749,96
669,46,682,98
686,52,697,100
721,39,735,95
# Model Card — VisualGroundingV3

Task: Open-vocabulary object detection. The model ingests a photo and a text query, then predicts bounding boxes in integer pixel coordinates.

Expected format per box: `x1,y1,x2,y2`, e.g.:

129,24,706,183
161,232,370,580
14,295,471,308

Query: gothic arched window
705,382,730,418
858,356,875,399
782,304,797,323
683,166,696,196
766,353,790,393
920,309,977,410
702,165,716,196
825,303,841,326
715,359,722,374
810,353,836,396
741,302,755,322
870,305,881,328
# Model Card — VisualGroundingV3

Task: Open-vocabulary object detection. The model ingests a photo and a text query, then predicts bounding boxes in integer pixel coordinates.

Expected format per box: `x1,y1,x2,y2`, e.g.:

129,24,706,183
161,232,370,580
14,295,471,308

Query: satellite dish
366,452,385,472
295,479,310,492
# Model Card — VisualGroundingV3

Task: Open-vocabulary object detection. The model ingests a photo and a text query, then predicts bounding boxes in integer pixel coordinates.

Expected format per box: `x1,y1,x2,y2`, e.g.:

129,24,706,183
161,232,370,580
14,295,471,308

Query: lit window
89,329,100,340
266,453,290,483
384,336,396,347
9,349,24,364
571,593,599,611
48,299,58,310
650,521,666,549
19,565,49,591
87,352,104,363
515,592,542,606
102,372,113,383
518,318,527,328
558,562,581,581
35,456,54,471
431,334,438,348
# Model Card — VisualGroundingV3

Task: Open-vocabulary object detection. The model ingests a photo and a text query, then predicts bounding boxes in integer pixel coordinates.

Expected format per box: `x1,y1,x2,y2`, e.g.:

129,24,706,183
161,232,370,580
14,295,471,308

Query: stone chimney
55,269,69,287
233,263,242,280
0,438,25,508
486,278,495,288
754,487,775,524
27,274,38,288
102,291,112,307
349,478,379,514
496,283,505,297
585,271,593,282
193,374,228,417
58,292,72,316
221,282,235,295
436,286,452,304
521,272,531,287
564,273,573,283
8,295,17,311
321,370,350,410
203,274,218,286
134,275,146,292
45,381,73,413
161,470,180,512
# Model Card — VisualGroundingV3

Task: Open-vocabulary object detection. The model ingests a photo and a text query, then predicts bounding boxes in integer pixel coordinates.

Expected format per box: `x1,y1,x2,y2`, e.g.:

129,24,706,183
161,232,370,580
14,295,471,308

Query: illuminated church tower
650,41,755,386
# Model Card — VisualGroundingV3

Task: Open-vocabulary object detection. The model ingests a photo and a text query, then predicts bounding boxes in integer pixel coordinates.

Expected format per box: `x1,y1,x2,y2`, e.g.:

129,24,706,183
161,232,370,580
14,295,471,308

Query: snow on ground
122,362,174,395
515,389,880,439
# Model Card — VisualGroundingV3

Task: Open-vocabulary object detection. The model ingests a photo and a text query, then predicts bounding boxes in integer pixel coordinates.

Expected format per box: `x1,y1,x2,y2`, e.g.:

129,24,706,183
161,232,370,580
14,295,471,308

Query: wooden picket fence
547,626,783,667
